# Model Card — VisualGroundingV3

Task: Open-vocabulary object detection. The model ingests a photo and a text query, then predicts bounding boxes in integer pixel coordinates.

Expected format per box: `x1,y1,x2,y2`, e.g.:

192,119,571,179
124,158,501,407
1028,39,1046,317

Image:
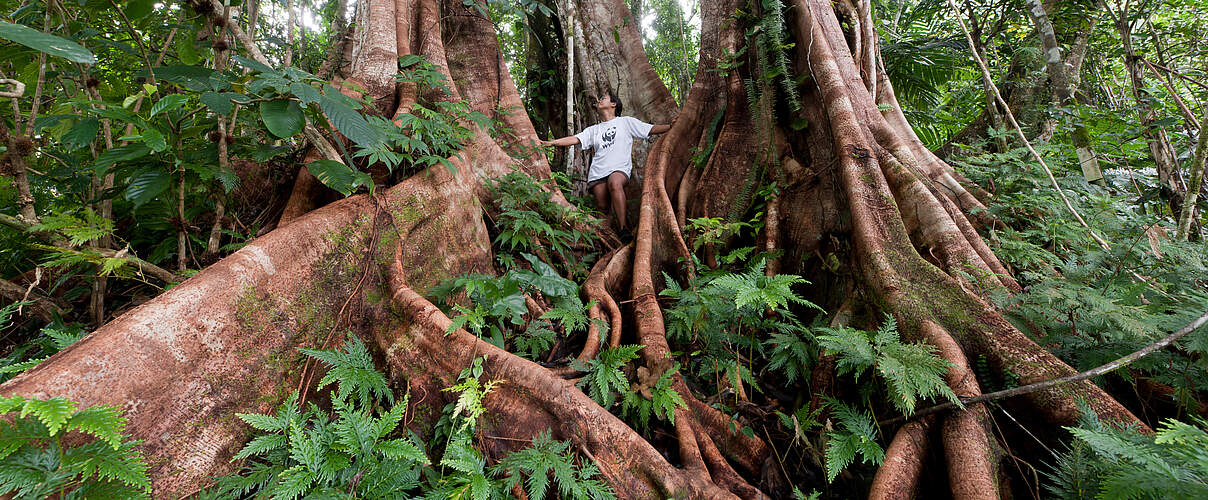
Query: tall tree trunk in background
964,2,1009,152
1115,6,1185,212
1027,0,1105,185
2,0,1151,497
1177,105,1208,240
561,0,577,180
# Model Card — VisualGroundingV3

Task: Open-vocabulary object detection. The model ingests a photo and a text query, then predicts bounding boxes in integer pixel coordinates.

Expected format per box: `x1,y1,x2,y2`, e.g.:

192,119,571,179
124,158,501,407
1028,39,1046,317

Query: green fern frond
822,397,884,483
61,440,151,493
491,430,616,500
573,345,641,408
816,327,877,380
64,406,128,449
300,336,392,409
765,330,815,383
16,397,77,436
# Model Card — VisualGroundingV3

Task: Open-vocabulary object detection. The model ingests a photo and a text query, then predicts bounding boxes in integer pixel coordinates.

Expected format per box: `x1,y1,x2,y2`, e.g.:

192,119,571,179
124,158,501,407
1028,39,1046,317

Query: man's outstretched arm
538,136,581,147
648,115,679,135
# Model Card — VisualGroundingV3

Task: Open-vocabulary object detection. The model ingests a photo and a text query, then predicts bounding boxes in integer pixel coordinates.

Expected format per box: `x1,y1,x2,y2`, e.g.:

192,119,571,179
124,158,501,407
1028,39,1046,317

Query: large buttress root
788,0,1144,434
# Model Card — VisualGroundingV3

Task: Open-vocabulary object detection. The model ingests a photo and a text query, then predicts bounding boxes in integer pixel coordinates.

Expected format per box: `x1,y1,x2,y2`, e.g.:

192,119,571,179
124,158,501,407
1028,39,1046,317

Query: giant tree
2,0,1152,498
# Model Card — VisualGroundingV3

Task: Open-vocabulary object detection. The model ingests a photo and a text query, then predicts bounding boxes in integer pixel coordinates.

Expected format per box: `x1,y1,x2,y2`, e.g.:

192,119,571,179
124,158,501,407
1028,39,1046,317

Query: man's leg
607,171,628,230
591,181,610,223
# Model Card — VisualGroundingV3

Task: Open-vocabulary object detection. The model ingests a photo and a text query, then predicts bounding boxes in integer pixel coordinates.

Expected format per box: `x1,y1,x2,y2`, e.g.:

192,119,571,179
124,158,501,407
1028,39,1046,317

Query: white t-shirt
574,116,654,182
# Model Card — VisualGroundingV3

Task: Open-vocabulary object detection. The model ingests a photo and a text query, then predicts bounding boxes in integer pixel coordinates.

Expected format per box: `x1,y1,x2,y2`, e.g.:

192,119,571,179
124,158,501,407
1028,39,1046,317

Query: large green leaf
93,143,150,176
141,128,168,152
200,91,246,115
233,55,278,76
318,94,382,148
307,160,372,197
62,117,100,151
176,33,199,65
154,65,218,91
0,21,95,64
260,99,305,138
149,94,189,117
124,170,171,206
125,0,155,19
289,82,322,106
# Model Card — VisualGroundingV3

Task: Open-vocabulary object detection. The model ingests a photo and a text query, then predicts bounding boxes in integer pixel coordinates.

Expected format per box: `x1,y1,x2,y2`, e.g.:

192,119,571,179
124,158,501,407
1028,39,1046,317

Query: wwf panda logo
599,126,617,150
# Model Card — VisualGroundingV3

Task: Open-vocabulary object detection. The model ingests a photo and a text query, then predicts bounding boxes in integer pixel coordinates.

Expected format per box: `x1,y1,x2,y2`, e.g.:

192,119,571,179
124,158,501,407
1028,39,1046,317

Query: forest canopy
1,0,1207,498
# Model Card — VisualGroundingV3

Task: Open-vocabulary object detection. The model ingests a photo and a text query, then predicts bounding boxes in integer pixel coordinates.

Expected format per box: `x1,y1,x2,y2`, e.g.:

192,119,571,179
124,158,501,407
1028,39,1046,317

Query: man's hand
651,116,678,135
537,138,553,147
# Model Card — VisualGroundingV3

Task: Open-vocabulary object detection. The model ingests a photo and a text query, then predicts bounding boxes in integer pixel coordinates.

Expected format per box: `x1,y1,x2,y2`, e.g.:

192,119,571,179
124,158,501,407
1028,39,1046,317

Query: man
539,90,675,233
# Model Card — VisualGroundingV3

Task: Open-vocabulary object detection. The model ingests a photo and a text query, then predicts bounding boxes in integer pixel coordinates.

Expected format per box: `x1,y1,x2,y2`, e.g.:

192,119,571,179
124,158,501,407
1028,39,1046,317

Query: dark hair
607,89,622,116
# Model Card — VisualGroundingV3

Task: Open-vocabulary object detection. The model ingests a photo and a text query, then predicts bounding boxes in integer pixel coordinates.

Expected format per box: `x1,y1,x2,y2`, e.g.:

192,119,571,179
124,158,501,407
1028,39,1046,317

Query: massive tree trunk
2,0,1149,498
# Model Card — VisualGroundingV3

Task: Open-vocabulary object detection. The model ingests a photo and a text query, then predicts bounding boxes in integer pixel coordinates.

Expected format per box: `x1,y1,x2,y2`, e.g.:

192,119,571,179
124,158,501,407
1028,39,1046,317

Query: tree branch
0,213,183,284
0,276,67,322
947,0,1115,252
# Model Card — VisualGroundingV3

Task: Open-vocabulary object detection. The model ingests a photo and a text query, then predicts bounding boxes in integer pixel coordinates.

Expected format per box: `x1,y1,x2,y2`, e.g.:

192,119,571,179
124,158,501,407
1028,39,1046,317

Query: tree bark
1026,0,1105,185
1115,8,1184,211
1177,105,1208,240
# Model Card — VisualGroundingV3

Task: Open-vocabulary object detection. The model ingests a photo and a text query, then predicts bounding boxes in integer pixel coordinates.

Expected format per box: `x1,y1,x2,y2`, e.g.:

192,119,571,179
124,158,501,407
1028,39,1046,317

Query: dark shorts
587,172,629,190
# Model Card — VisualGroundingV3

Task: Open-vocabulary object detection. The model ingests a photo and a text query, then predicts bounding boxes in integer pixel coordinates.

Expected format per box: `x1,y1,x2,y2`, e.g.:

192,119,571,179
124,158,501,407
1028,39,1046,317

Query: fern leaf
375,437,429,465
19,397,77,436
233,434,288,460
237,412,286,433
61,440,151,492
822,398,884,482
440,436,485,475
65,406,128,449
301,336,392,408
270,465,315,500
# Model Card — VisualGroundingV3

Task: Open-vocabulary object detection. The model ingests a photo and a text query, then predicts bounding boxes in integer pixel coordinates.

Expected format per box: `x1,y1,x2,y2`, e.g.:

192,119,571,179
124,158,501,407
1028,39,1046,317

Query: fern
620,363,686,430
515,320,559,359
28,208,115,247
486,170,599,277
705,259,817,312
822,397,884,483
299,335,392,409
490,430,616,500
765,329,816,383
572,344,642,407
1,322,87,381
0,395,150,499
1045,406,1208,500
817,316,960,415
211,345,429,500
432,259,594,361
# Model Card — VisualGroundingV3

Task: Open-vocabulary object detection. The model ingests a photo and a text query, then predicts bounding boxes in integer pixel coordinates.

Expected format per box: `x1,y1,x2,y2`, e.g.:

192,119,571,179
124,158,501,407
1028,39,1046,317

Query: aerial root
919,320,999,500
869,415,936,500
548,246,631,378
763,191,782,276
675,409,709,475
683,384,781,490
693,420,769,500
